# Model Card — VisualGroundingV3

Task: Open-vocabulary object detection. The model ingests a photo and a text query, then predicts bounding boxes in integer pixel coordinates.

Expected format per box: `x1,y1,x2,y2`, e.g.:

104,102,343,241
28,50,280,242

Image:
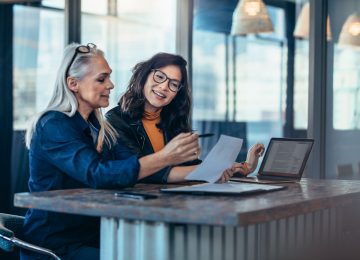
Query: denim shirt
21,110,140,258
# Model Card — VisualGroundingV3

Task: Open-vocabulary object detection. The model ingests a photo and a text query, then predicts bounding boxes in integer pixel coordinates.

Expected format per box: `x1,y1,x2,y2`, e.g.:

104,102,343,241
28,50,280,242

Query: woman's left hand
216,168,234,183
216,162,249,183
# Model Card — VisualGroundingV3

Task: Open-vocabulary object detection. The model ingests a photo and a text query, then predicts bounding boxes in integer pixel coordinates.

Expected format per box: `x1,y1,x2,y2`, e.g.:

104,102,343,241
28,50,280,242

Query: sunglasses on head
65,43,97,78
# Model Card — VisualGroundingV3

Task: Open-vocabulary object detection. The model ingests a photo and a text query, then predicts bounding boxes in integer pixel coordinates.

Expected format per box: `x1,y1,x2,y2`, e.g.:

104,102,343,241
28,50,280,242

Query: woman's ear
67,77,78,92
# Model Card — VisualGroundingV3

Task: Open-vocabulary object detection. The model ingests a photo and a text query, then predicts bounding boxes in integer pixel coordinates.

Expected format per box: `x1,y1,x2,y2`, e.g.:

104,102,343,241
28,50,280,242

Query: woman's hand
230,162,251,176
216,168,234,183
159,132,200,165
246,143,265,173
216,162,248,183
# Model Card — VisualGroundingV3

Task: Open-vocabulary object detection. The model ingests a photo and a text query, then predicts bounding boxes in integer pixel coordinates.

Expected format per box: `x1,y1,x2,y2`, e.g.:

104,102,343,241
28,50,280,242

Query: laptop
231,138,314,184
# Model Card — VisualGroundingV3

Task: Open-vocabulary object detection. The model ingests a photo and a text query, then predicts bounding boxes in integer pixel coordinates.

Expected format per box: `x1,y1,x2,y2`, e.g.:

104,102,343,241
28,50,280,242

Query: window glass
192,3,286,164
234,37,285,123
82,0,177,110
294,40,309,129
192,31,227,121
333,47,360,130
82,0,107,15
234,35,286,145
13,5,64,129
326,0,360,179
42,0,64,9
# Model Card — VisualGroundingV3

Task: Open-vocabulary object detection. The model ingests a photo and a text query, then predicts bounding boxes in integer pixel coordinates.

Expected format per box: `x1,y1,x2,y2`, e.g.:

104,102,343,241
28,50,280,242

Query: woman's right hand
246,143,265,172
159,132,200,165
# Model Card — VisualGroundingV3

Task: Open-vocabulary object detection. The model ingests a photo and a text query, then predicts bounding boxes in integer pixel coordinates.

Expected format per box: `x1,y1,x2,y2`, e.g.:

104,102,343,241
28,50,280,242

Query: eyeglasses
65,43,96,78
152,69,182,92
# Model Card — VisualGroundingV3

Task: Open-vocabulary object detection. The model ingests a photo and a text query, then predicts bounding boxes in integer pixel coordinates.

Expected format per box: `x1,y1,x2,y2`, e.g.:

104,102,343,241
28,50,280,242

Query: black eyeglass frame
151,69,183,92
65,43,96,78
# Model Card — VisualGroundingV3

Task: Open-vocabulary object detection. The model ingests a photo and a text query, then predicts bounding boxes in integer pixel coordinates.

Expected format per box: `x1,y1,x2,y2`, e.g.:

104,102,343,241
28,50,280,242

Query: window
42,0,64,9
192,31,227,121
324,0,360,179
192,3,287,163
81,0,177,110
333,47,360,130
13,0,178,128
294,40,309,129
13,5,64,129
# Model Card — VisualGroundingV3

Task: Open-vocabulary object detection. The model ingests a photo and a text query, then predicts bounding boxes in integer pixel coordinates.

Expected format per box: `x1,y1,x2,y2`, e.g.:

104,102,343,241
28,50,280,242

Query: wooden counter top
14,179,360,226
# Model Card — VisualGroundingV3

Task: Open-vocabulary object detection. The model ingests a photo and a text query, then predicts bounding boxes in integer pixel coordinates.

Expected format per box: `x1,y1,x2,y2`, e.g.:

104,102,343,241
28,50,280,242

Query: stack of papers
161,182,285,194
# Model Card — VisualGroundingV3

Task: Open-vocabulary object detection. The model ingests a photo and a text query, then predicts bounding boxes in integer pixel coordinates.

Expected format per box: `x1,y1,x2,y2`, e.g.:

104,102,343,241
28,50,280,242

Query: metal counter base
100,208,339,260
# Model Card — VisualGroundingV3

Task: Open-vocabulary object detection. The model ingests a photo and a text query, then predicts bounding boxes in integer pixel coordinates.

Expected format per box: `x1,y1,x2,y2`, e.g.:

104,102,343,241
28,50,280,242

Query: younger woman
106,53,264,184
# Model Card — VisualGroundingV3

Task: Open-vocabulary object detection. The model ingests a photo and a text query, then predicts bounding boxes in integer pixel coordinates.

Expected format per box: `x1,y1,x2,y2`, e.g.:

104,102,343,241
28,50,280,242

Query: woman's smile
152,89,167,99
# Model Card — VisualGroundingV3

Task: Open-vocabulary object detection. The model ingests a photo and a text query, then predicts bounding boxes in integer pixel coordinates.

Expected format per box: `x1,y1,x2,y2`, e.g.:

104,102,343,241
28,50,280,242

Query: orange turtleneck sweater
142,109,165,152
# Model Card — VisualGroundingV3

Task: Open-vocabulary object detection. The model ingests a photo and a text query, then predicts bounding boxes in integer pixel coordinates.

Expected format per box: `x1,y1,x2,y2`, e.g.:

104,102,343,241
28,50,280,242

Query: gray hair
25,43,118,152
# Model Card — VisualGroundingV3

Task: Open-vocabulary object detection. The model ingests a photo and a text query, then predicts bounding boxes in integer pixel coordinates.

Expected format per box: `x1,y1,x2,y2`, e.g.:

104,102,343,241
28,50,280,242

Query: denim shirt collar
74,111,100,132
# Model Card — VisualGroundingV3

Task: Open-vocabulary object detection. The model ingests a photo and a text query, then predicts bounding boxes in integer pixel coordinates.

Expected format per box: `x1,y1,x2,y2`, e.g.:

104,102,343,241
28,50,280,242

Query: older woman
22,44,200,260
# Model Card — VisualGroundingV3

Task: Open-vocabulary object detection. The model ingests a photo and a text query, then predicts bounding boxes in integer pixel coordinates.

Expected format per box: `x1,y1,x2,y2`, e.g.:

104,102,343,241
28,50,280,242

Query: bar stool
0,213,60,259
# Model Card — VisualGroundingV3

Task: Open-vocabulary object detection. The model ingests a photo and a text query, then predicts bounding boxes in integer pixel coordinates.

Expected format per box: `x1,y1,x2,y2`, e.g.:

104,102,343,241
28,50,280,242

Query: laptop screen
258,138,314,178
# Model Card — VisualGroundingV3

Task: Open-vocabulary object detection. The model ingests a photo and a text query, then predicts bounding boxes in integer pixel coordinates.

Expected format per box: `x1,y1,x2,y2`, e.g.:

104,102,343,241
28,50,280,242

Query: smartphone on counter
114,191,158,200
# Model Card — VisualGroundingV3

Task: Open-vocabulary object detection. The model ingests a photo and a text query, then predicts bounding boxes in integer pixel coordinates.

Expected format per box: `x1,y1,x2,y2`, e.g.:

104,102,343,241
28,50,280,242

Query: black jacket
105,106,201,183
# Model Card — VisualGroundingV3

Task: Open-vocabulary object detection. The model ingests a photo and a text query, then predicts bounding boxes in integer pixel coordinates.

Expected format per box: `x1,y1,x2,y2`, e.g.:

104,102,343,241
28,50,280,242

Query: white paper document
185,135,243,183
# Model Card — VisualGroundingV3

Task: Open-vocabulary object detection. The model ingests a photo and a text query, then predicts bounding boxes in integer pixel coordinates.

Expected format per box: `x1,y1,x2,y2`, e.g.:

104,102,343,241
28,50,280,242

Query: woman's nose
158,80,169,91
107,81,114,90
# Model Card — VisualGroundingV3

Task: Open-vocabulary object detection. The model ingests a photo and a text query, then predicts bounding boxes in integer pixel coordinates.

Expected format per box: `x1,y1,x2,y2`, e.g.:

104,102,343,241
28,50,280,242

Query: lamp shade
338,13,360,47
231,0,273,35
293,2,332,41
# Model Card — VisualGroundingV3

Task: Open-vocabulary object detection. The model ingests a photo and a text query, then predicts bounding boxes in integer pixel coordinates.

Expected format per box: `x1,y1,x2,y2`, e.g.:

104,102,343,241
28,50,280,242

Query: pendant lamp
338,13,360,47
231,0,273,36
293,2,332,41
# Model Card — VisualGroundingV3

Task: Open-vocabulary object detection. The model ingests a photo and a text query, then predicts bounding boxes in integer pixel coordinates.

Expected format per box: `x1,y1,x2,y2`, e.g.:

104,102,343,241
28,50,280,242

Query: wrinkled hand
246,143,265,172
159,132,200,165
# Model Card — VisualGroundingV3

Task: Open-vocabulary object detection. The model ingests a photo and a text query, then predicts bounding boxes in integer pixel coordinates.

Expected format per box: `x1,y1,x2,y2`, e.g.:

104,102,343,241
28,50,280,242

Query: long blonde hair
25,43,118,152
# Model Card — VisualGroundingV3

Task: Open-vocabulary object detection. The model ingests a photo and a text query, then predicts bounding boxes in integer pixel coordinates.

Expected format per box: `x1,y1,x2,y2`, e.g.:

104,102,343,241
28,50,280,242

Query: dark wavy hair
120,52,191,138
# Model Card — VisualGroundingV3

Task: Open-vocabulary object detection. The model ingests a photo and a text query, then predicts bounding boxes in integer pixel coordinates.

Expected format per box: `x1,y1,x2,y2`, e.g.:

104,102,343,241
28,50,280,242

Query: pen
198,133,214,138
115,193,145,200
114,192,158,200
